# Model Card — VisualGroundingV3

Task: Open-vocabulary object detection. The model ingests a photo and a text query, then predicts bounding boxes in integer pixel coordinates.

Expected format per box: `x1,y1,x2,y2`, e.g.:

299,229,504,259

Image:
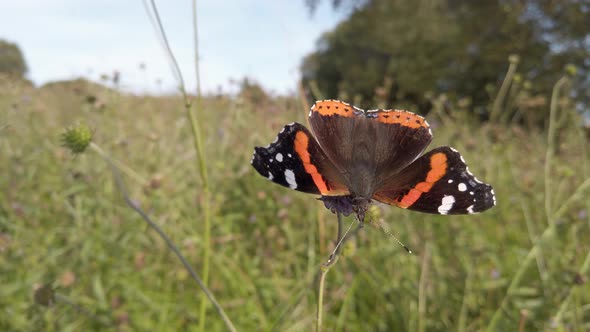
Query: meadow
1,69,589,332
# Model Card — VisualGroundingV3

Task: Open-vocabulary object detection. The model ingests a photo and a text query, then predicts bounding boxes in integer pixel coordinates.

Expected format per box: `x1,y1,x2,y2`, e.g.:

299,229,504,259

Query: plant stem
544,76,568,224
141,2,221,329
487,74,569,332
552,249,590,325
90,143,147,185
90,143,236,332
316,212,344,332
317,256,338,332
190,2,213,331
143,1,214,329
457,267,472,332
417,243,431,332
55,293,113,327
490,55,519,122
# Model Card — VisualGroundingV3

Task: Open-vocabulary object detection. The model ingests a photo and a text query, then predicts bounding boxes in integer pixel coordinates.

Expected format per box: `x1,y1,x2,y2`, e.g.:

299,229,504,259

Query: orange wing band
397,152,447,208
294,131,330,194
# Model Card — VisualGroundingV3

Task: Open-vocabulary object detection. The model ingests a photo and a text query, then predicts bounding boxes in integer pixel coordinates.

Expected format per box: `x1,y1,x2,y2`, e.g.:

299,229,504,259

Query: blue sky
0,1,347,94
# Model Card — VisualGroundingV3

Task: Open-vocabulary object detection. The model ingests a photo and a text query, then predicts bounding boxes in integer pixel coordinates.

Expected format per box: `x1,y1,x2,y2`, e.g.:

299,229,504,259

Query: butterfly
251,100,495,221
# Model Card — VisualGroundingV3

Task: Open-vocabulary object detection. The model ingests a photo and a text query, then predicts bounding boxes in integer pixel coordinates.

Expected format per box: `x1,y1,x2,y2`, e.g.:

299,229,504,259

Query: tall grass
1,53,590,332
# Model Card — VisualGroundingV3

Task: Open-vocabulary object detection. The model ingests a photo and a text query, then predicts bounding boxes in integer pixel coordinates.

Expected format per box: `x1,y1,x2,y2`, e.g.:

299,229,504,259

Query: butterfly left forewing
373,146,496,215
251,122,349,196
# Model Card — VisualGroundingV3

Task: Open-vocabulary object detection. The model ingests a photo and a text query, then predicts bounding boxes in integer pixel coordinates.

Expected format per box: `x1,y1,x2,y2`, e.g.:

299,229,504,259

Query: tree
0,39,28,79
302,0,590,113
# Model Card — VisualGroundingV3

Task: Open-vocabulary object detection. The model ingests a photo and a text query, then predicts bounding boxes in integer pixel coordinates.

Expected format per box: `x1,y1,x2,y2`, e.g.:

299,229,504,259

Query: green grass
1,76,590,331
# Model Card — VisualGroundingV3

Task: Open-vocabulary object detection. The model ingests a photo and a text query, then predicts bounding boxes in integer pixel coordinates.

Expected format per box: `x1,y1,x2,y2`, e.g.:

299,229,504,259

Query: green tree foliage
302,0,590,113
0,39,28,79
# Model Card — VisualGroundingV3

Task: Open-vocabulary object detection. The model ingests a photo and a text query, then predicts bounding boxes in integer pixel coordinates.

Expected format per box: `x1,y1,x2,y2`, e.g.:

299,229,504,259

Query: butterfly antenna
374,219,412,254
330,218,356,260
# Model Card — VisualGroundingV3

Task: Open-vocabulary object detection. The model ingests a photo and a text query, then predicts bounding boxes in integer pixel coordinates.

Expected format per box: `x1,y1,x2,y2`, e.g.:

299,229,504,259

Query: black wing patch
251,122,349,196
373,146,496,215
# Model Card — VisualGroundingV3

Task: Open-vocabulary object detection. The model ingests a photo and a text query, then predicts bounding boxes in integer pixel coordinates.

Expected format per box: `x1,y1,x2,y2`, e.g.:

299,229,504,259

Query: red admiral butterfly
252,100,495,221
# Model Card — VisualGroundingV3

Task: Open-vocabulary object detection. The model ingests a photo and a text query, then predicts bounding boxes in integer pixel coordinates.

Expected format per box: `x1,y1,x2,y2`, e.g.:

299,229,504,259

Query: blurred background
1,0,590,331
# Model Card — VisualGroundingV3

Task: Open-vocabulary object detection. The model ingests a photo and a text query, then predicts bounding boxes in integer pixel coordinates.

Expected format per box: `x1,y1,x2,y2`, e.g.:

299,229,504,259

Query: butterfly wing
373,146,496,214
251,122,349,196
308,100,433,197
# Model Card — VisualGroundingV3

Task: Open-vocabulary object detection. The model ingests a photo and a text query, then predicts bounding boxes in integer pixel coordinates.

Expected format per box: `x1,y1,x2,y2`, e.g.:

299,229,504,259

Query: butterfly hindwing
373,146,496,215
251,123,349,196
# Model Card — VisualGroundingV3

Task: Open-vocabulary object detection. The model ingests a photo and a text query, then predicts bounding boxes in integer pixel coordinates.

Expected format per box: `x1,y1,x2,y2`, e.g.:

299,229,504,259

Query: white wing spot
448,179,454,184
284,169,297,189
276,153,283,162
438,195,455,215
467,205,475,214
449,147,459,153
287,153,292,158
269,158,273,163
308,110,312,117
470,191,474,195
272,135,279,144
267,172,273,180
458,183,467,192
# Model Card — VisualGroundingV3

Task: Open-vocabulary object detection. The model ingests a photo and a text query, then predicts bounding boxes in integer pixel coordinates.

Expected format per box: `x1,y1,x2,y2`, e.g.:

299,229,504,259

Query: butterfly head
319,195,372,222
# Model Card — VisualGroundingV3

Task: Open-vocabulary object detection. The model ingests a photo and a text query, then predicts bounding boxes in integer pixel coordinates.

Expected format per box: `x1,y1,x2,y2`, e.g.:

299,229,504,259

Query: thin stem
544,76,568,224
317,255,338,332
487,73,571,331
316,212,344,332
457,267,473,332
90,143,236,332
145,0,186,95
518,310,529,332
55,293,113,327
552,249,590,325
490,56,519,122
551,118,590,326
90,143,147,185
336,212,343,246
192,0,202,98
550,176,590,221
309,80,325,101
298,80,311,117
486,226,553,331
190,2,212,330
417,243,431,332
143,1,213,330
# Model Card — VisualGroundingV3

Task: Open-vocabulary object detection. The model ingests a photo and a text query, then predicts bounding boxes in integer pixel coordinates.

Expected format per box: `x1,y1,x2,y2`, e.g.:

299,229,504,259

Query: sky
0,1,348,95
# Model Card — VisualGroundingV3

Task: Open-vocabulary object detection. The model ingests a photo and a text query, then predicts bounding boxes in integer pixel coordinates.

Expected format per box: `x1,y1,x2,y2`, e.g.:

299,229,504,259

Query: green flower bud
564,64,577,77
61,123,92,154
